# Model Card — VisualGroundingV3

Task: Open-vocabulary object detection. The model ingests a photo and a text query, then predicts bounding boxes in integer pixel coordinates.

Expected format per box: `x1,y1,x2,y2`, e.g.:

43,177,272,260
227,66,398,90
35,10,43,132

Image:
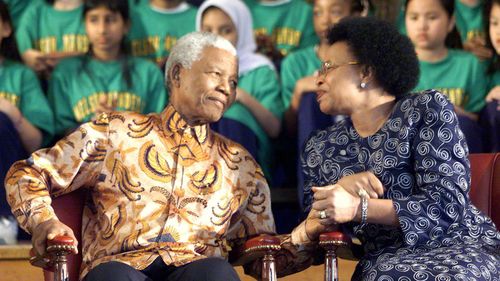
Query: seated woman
301,17,500,280
196,0,283,178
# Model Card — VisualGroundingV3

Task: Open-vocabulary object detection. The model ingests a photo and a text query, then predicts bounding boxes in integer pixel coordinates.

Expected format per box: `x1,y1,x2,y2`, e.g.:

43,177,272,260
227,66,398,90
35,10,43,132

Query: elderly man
5,32,326,281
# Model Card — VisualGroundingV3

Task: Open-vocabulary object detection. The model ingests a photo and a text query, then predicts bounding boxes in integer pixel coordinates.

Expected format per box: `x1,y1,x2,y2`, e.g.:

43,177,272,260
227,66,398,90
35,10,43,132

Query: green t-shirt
127,2,197,63
15,2,88,54
223,65,282,177
487,68,500,91
48,56,167,135
414,49,487,112
455,0,485,43
0,60,54,145
4,0,42,28
243,0,318,57
280,45,321,109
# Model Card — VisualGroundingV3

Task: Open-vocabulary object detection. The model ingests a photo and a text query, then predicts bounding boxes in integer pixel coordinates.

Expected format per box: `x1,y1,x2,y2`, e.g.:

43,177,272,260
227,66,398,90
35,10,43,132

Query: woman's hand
337,171,384,199
312,184,361,224
0,97,23,127
32,219,78,257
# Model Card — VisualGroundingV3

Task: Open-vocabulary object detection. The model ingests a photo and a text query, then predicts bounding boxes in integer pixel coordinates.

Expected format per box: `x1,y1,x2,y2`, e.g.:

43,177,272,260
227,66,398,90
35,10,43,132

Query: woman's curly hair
328,16,420,98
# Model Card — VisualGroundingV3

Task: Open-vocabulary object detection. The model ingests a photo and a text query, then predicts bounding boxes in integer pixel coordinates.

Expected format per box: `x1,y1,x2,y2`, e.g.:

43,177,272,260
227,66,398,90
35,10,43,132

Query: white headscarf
196,0,275,76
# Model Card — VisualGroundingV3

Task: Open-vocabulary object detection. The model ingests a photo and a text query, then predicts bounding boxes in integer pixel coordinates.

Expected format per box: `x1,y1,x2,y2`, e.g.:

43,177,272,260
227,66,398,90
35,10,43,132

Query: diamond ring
358,189,369,198
319,210,327,219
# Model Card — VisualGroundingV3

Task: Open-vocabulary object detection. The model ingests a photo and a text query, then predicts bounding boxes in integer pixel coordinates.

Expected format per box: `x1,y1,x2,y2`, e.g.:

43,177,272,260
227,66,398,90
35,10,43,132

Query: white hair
164,31,237,87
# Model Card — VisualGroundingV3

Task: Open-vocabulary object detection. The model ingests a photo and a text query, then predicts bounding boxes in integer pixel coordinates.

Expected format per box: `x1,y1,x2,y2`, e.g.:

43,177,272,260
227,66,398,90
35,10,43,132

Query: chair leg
261,250,277,281
54,254,69,281
324,247,339,281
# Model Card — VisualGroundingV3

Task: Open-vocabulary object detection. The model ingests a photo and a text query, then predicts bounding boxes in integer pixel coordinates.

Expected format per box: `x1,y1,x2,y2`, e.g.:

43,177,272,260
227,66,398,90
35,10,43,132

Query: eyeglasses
318,61,360,76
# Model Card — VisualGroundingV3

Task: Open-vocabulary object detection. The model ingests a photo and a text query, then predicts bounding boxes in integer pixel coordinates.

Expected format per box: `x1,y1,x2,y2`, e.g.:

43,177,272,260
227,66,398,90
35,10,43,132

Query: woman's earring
360,82,367,89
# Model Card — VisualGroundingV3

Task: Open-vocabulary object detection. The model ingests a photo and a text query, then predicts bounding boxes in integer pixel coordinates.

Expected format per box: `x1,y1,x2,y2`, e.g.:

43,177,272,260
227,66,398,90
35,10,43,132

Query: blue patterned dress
301,90,500,281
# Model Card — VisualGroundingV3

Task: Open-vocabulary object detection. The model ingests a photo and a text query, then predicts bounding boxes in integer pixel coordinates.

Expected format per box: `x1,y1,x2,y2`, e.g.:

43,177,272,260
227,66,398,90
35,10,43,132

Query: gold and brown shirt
5,105,316,279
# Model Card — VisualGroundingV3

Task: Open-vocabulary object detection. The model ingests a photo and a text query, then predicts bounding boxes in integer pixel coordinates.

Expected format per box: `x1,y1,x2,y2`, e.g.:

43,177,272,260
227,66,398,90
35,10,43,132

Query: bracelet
360,196,368,225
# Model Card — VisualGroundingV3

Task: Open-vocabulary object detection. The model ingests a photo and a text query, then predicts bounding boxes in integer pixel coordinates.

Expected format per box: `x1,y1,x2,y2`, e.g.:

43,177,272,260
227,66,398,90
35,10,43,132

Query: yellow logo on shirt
435,88,466,107
254,27,301,56
0,92,19,107
62,34,89,53
131,36,160,57
73,92,144,121
130,35,177,59
35,34,88,53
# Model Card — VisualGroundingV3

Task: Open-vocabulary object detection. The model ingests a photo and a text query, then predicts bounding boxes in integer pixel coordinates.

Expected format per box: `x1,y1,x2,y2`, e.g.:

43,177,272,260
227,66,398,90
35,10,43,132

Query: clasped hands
304,171,384,240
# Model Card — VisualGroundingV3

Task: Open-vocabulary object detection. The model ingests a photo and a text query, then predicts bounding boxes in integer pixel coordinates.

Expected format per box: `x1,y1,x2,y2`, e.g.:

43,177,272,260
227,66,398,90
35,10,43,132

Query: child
127,0,197,68
481,0,500,151
406,0,487,152
15,0,88,76
243,0,318,62
0,0,54,232
197,0,282,179
48,0,167,137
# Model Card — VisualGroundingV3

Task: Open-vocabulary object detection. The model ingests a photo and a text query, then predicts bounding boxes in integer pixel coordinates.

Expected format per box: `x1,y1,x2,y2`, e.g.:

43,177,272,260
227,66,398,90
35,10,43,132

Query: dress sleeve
4,116,109,234
392,91,471,247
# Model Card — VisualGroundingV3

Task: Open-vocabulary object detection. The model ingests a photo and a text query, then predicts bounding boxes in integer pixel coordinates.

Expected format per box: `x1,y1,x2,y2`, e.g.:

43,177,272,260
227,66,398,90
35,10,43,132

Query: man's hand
337,171,384,199
32,219,78,256
304,208,337,241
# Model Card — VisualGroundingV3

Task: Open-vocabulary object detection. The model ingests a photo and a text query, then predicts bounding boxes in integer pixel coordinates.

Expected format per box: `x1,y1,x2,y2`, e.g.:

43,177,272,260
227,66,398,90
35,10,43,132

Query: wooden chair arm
29,235,76,272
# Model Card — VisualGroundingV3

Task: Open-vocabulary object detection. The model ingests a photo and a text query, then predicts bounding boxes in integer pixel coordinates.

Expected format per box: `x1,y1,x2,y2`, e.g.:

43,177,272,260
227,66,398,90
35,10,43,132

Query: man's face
170,47,238,125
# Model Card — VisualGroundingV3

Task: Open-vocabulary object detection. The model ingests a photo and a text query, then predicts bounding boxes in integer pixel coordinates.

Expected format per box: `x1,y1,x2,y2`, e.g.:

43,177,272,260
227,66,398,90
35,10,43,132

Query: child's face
201,7,238,47
405,0,454,51
314,0,352,43
85,6,128,54
489,3,500,54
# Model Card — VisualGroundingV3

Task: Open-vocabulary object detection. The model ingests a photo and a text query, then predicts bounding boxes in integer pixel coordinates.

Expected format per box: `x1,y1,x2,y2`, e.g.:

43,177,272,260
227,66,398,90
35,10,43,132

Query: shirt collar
160,104,209,144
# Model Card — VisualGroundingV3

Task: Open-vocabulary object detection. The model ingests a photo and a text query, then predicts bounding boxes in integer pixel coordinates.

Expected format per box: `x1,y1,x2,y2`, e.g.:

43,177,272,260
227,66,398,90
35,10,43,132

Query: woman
196,0,283,178
302,17,499,280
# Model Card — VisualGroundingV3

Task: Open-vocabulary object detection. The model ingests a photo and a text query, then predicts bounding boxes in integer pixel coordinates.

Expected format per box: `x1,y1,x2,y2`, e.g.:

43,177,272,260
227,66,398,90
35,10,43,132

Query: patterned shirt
5,105,316,279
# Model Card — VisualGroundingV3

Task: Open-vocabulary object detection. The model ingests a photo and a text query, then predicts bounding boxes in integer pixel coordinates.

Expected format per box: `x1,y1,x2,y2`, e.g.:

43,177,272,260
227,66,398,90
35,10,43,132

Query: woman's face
201,7,238,47
313,0,353,43
489,3,500,54
315,41,363,115
85,6,128,54
405,0,454,51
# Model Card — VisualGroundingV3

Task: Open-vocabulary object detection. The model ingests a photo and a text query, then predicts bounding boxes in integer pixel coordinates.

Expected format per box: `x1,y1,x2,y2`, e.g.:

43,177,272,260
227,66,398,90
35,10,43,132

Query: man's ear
0,21,12,38
170,64,181,88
